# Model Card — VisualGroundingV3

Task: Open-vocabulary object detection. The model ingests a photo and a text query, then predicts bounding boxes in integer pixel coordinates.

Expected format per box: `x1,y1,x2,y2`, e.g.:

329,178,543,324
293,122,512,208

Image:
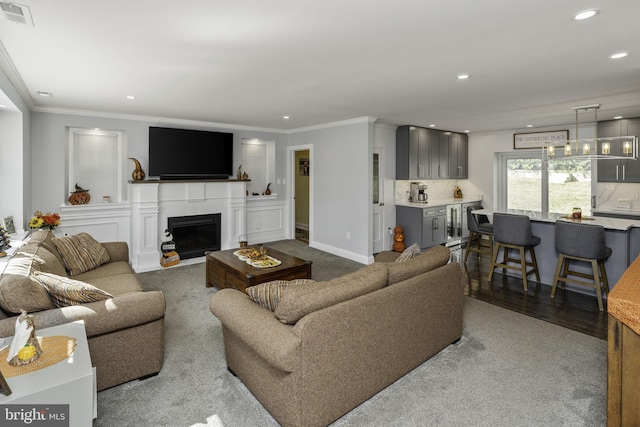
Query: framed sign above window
513,130,569,149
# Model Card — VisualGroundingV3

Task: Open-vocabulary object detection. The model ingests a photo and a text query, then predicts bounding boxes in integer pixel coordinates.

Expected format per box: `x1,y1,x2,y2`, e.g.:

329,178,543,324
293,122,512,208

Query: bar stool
550,220,611,311
488,213,541,291
464,207,493,263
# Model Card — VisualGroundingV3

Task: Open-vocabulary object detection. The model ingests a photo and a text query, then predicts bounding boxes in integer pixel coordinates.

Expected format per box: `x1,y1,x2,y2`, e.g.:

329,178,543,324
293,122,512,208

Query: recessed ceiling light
0,104,6,108
526,125,534,128
429,124,435,127
610,52,629,59
464,130,470,133
36,91,52,97
572,9,599,21
283,115,290,120
457,74,470,80
126,95,136,100
614,116,623,119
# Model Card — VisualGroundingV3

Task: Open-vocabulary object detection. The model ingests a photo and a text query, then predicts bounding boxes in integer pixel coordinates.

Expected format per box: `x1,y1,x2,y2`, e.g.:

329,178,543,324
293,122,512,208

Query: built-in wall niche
67,127,127,204
241,138,275,196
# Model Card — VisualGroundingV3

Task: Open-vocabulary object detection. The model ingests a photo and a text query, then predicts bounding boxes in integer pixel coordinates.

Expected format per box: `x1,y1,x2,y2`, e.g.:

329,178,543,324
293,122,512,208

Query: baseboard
311,241,369,265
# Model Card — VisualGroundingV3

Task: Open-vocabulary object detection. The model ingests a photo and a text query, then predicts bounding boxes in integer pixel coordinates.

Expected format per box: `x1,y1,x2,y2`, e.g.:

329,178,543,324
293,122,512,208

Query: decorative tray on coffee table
233,247,281,268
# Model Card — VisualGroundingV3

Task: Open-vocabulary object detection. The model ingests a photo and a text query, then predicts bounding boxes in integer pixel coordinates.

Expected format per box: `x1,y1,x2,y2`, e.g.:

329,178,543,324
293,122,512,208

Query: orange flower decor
28,211,61,230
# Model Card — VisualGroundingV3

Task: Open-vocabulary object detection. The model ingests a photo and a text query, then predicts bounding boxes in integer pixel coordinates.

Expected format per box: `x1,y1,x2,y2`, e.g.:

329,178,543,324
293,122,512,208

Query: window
241,139,275,195
498,152,594,216
68,128,126,203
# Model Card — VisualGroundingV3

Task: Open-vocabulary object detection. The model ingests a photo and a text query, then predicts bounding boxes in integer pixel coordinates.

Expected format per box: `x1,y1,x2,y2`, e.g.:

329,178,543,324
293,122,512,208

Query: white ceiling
1,0,639,133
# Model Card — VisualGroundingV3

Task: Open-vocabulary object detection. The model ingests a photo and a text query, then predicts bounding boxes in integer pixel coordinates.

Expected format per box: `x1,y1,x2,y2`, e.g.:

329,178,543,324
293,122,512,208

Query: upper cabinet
396,125,468,180
597,118,640,183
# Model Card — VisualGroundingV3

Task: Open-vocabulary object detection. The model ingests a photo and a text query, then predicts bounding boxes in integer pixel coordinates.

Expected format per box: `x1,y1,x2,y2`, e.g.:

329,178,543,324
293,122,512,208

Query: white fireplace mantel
128,180,247,272
57,180,289,273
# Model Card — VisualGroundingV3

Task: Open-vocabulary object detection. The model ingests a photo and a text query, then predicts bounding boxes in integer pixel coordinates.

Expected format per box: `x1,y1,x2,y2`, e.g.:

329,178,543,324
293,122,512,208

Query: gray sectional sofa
0,230,165,391
210,245,464,427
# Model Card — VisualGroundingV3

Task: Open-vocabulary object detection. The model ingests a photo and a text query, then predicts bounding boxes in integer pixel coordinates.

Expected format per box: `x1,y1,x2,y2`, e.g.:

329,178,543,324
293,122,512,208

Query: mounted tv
149,126,233,180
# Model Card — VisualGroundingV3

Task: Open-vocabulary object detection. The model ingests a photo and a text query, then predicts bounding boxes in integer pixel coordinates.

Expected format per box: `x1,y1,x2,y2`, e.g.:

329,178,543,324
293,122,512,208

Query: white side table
0,320,96,427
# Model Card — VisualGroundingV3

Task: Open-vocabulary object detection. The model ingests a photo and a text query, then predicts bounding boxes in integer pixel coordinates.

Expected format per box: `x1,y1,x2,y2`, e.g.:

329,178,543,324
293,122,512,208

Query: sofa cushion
33,271,113,307
83,272,144,296
247,279,316,311
52,233,111,276
386,245,451,285
395,242,421,262
275,263,388,325
0,247,56,314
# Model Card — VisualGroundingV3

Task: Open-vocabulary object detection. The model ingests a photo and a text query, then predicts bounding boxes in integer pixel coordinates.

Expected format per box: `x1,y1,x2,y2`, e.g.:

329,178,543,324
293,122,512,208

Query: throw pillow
395,242,421,263
52,233,111,276
33,271,113,307
246,279,316,311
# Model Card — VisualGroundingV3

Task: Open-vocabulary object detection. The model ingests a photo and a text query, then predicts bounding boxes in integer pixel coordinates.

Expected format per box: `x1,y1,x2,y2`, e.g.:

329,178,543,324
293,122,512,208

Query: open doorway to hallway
294,150,310,243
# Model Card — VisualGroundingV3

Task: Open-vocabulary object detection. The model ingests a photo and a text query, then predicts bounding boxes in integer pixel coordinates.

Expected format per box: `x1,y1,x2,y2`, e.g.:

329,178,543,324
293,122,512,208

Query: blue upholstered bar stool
488,213,541,291
550,220,611,311
464,207,493,263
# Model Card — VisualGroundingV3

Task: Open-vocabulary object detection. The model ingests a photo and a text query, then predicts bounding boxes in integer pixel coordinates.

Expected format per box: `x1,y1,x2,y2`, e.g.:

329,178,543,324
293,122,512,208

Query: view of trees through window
507,158,592,216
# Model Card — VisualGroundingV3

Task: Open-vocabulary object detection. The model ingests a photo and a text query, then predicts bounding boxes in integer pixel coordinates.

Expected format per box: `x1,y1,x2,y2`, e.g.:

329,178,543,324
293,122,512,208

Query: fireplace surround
168,213,221,260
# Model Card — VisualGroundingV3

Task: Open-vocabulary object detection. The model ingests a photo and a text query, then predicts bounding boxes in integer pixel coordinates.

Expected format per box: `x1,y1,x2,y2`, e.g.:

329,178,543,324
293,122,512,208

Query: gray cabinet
597,118,640,183
396,126,433,179
396,205,446,249
396,125,468,180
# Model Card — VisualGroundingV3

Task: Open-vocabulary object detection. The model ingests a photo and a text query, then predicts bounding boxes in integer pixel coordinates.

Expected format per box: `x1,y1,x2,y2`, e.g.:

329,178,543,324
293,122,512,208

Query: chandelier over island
542,104,638,161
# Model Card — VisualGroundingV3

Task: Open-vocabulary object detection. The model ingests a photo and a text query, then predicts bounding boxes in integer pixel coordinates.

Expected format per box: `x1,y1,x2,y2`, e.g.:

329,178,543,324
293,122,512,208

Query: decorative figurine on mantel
68,183,91,205
237,165,243,180
128,158,146,181
7,311,43,366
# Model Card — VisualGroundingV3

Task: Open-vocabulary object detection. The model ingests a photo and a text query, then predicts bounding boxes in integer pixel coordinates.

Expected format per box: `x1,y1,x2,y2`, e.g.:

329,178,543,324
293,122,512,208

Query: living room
1,1,640,426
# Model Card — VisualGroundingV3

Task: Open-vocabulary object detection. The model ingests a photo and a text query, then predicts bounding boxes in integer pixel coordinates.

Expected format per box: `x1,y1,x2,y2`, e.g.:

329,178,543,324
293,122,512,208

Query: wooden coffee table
206,247,312,293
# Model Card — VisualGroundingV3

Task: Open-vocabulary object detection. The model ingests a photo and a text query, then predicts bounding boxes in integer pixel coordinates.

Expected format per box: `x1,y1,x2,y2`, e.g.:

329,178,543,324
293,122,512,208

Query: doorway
289,146,312,244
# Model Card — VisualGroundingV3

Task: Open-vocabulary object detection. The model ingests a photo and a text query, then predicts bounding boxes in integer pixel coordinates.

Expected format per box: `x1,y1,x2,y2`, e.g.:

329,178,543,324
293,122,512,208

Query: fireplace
168,213,221,260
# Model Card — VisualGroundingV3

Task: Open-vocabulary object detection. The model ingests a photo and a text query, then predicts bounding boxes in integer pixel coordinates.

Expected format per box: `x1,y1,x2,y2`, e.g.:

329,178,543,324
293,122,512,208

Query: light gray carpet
95,241,606,427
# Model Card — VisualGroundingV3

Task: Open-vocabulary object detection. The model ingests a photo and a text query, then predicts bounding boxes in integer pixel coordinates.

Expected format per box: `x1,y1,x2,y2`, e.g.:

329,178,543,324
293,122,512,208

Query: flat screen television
148,126,233,180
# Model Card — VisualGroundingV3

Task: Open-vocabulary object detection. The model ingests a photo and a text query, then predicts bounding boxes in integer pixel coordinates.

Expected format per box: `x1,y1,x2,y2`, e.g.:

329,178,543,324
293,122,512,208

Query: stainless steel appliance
410,182,428,203
446,203,462,246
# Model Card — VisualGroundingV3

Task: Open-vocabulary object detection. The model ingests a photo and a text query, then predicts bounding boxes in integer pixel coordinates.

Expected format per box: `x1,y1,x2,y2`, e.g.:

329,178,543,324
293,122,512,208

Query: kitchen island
472,209,640,292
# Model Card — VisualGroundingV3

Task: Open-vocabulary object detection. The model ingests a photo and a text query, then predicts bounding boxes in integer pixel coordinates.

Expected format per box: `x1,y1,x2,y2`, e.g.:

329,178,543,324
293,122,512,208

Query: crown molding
287,116,378,134
0,40,35,110
31,106,289,134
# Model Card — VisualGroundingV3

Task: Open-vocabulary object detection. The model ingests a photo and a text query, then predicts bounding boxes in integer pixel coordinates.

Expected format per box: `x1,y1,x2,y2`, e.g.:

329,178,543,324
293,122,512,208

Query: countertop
471,209,639,231
396,196,483,208
608,254,640,335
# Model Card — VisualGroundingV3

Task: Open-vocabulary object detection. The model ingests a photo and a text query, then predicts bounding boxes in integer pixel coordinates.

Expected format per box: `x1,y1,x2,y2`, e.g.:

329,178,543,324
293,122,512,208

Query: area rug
95,246,606,426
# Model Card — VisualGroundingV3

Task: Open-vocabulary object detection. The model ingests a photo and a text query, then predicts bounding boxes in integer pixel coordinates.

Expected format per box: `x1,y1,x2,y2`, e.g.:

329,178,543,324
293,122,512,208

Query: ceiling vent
0,2,34,26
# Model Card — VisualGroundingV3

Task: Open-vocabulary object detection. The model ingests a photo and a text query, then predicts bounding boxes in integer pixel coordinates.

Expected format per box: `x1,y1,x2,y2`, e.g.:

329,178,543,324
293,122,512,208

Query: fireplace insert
168,213,221,259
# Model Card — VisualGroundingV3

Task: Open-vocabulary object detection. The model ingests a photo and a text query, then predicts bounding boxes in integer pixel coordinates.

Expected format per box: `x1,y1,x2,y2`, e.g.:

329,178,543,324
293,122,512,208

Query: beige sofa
0,230,165,391
210,245,464,427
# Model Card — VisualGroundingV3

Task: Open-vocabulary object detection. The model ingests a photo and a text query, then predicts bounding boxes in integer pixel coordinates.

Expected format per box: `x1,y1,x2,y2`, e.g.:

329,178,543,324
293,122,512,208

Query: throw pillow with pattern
33,271,113,307
51,233,110,276
247,279,315,311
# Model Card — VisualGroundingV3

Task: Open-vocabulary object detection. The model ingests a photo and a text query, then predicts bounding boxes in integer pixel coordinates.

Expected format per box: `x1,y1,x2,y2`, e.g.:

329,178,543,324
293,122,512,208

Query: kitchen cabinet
396,126,433,179
597,118,640,183
449,132,468,179
396,205,446,249
396,125,468,180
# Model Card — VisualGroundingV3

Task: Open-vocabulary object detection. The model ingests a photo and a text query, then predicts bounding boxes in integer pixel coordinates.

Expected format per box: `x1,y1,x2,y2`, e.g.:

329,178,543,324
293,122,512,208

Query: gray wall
30,112,288,213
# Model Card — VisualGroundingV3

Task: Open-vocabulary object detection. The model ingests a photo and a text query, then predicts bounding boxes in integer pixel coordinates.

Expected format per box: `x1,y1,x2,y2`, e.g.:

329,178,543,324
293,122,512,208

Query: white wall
0,66,30,231
288,118,374,264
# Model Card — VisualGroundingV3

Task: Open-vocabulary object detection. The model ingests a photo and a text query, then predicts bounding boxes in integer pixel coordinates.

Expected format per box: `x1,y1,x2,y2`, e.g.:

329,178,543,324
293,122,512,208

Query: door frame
288,144,314,242
372,147,385,254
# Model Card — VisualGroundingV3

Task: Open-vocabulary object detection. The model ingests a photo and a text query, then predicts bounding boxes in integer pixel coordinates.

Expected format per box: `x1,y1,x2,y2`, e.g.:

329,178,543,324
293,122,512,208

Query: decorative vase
265,183,272,195
128,158,146,181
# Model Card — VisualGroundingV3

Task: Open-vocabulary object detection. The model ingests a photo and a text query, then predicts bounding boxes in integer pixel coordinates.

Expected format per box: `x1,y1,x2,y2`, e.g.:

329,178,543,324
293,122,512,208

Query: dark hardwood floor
454,245,608,341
